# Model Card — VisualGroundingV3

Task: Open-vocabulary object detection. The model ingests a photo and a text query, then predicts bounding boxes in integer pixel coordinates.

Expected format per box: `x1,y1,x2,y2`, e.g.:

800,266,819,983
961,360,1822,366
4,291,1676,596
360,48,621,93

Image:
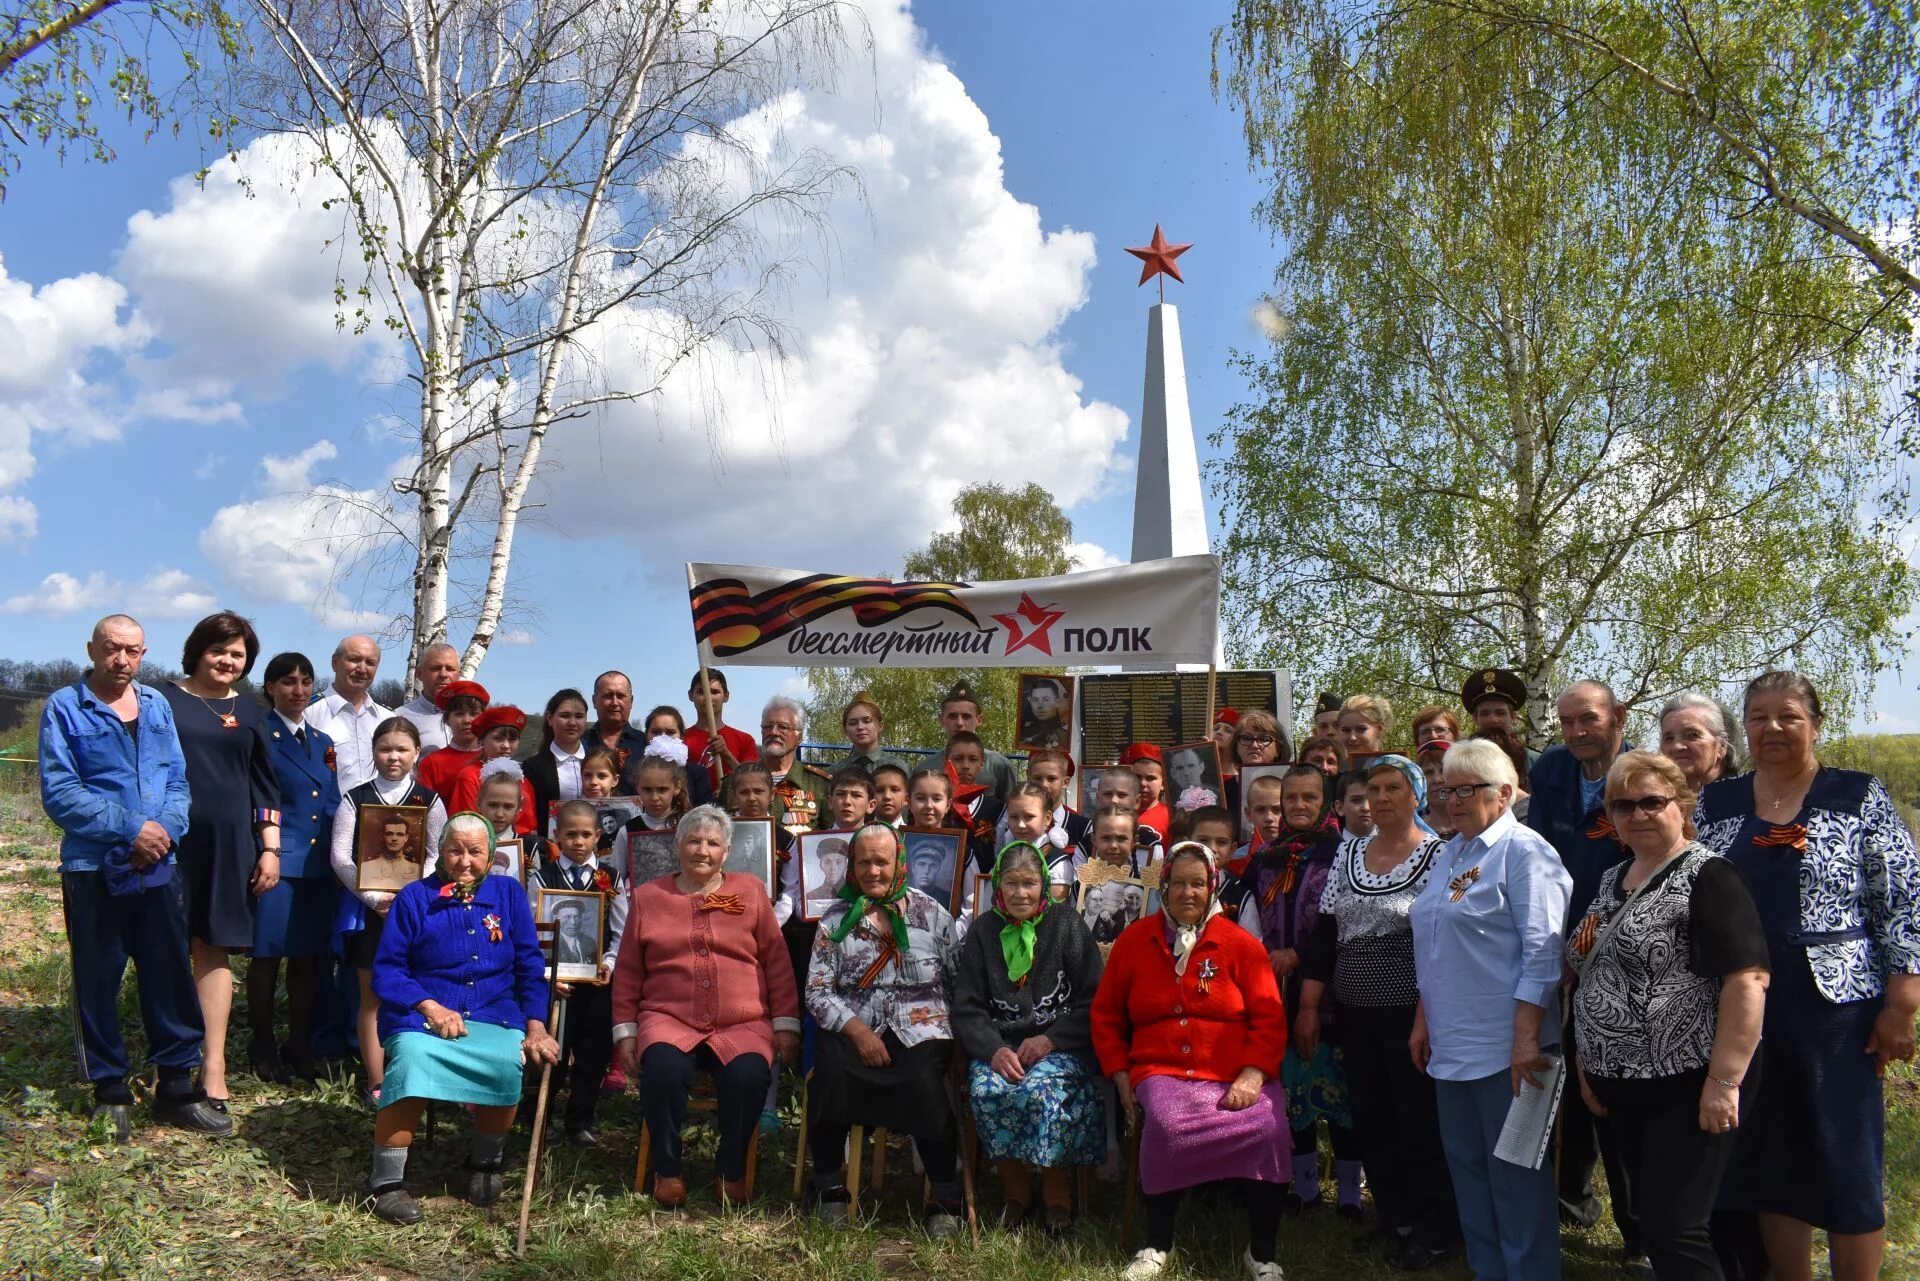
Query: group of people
37,610,1920,1281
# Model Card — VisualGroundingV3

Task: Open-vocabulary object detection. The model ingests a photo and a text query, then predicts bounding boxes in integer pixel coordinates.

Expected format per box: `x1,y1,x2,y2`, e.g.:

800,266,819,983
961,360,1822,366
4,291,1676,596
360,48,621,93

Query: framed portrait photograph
1163,740,1225,814
1015,673,1074,750
727,817,777,899
797,830,856,923
1238,764,1289,839
573,795,642,847
1079,875,1147,948
971,871,993,920
356,804,429,893
490,837,523,885
536,888,606,984
627,828,679,887
900,827,966,915
1079,767,1111,816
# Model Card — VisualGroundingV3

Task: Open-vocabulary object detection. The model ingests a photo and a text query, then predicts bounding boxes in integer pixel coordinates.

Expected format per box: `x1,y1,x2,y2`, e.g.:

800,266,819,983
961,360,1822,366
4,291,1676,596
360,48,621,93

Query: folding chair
633,1083,761,1200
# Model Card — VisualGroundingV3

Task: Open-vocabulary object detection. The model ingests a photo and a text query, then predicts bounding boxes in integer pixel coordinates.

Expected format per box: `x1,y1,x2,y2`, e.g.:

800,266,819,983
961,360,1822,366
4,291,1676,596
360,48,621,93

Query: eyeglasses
1606,794,1675,819
1239,735,1277,748
1431,783,1497,801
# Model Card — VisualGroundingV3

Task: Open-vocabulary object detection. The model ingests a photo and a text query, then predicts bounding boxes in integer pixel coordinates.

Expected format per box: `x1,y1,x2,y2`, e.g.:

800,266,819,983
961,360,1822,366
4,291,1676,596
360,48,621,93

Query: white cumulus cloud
0,568,216,619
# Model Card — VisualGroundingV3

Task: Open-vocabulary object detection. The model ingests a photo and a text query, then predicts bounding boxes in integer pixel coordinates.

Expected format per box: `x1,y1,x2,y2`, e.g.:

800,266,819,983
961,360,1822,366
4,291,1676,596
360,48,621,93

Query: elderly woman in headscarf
1093,841,1291,1281
952,841,1106,1235
1233,763,1360,1218
1295,755,1457,1268
365,813,560,1224
804,823,965,1237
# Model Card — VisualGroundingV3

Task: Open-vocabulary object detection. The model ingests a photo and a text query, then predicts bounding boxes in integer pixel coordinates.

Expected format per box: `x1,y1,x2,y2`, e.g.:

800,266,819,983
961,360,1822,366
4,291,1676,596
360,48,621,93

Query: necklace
185,682,239,729
1756,763,1816,813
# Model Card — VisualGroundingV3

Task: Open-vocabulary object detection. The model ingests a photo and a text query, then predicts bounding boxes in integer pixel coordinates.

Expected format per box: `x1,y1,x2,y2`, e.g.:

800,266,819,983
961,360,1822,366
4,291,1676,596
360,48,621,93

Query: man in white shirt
304,635,390,791
393,642,460,753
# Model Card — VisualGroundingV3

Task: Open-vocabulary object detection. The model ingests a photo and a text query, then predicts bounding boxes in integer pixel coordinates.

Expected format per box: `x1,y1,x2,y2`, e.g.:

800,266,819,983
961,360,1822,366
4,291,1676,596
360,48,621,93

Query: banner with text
688,555,1221,669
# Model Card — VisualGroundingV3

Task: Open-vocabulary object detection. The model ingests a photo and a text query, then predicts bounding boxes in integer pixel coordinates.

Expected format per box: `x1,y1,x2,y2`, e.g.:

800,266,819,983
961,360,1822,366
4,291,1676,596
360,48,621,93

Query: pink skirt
1134,1074,1291,1195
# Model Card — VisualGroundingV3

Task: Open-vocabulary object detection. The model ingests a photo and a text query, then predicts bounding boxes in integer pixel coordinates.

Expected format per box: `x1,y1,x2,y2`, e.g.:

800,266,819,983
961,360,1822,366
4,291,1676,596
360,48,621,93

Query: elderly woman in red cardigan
1092,841,1291,1281
611,804,799,1210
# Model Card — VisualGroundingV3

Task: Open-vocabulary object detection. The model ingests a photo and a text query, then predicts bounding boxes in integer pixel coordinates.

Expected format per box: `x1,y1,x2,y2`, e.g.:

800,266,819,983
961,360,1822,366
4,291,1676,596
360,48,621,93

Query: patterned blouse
1696,768,1920,1004
805,885,957,1047
1303,832,1444,1008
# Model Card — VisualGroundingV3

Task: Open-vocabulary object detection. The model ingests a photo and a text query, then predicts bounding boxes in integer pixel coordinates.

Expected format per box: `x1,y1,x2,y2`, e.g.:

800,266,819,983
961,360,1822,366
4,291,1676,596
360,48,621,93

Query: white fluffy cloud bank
0,569,216,619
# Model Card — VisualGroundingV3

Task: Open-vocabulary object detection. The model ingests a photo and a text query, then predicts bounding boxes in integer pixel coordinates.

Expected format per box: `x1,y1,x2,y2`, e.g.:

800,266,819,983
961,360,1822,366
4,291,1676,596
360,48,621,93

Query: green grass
0,829,1913,1280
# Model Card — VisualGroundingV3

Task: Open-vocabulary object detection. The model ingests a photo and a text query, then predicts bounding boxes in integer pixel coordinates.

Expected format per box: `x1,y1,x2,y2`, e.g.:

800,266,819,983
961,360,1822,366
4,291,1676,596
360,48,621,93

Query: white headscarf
1162,840,1224,977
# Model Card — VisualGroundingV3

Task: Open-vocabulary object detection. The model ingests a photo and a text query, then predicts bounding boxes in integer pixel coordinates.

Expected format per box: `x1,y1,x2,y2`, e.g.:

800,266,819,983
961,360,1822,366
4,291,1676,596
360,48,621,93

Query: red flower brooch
323,746,337,772
592,868,614,895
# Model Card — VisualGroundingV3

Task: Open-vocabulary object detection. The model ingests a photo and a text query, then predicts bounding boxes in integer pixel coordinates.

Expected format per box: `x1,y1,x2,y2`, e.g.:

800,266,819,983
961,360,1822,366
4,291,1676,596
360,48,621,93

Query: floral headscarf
827,823,911,950
990,841,1050,984
1160,840,1223,976
1367,754,1437,836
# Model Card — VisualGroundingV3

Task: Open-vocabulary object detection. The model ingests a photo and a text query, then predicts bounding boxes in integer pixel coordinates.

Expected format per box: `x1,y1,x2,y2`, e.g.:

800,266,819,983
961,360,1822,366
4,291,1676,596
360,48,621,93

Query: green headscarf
826,823,911,950
436,811,498,903
991,841,1050,984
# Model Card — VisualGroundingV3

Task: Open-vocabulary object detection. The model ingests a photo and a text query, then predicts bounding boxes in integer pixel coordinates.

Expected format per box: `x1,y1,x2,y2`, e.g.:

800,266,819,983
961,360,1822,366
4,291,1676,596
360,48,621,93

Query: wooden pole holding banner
686,563,733,784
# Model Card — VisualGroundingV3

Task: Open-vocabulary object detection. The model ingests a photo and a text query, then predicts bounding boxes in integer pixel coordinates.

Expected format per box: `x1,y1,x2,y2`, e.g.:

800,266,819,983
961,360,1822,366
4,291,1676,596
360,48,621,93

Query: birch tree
1213,1,1915,744
246,0,854,682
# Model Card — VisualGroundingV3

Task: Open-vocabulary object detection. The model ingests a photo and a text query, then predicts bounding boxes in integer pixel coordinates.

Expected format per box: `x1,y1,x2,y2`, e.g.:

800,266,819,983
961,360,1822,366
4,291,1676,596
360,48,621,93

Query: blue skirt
252,874,339,959
967,1053,1106,1168
382,1023,526,1108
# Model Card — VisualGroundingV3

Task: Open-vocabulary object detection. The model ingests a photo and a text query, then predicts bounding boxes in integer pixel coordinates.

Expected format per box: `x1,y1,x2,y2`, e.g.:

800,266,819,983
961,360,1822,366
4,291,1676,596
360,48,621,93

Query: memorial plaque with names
1077,670,1286,768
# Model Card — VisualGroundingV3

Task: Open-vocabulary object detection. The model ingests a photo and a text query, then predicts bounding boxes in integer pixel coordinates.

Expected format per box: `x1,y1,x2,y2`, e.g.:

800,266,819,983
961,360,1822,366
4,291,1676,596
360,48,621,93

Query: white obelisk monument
1124,226,1223,670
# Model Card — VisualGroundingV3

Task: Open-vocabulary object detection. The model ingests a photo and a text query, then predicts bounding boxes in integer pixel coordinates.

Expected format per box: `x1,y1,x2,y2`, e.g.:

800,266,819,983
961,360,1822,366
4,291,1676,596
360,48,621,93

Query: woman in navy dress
246,652,341,1082
1696,671,1920,1281
160,612,281,1109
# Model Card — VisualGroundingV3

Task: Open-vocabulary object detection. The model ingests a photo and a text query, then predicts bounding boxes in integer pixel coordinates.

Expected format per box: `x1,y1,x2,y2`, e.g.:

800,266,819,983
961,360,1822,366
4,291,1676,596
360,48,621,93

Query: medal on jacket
1448,866,1481,902
483,912,503,943
1197,957,1218,995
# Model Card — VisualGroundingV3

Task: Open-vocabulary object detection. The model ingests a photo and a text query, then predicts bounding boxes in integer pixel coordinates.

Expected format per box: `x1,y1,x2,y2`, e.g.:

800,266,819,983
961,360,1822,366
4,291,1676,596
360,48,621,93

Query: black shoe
1387,1241,1451,1272
151,1096,234,1136
249,1041,290,1084
279,1041,318,1083
1351,1226,1404,1254
1283,1190,1321,1216
1621,1255,1657,1281
91,1103,133,1145
997,1201,1030,1232
1337,1202,1365,1222
465,1160,504,1207
566,1127,599,1148
369,1182,423,1225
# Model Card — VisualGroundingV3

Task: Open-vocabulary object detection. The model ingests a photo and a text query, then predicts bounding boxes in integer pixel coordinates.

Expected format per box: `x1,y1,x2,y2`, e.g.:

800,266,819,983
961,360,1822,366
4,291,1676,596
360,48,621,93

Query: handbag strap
1573,846,1701,978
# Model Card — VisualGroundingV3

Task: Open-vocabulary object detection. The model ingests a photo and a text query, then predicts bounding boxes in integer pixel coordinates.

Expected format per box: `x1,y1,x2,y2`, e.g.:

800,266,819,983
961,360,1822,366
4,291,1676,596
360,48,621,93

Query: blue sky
0,0,1912,737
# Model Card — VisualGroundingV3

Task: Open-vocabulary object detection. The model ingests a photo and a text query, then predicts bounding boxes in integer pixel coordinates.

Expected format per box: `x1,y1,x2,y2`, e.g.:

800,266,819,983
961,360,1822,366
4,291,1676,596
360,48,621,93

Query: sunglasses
1606,794,1675,819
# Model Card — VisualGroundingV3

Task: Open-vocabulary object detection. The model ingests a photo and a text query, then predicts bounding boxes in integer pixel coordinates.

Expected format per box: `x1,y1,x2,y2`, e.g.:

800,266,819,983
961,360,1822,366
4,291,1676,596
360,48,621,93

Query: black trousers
639,1042,771,1180
1560,1013,1641,1252
546,985,612,1131
1342,1003,1459,1247
61,871,205,1099
1145,1180,1284,1263
1590,1066,1756,1281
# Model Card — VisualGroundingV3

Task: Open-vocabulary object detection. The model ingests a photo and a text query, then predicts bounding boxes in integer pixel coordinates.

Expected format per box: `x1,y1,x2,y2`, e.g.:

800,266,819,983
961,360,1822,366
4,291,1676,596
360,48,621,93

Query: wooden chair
790,1071,890,1210
633,1083,761,1201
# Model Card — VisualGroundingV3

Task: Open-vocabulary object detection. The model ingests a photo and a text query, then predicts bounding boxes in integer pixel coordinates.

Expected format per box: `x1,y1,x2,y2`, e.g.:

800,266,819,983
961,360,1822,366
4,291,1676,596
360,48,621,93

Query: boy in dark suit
535,798,626,1146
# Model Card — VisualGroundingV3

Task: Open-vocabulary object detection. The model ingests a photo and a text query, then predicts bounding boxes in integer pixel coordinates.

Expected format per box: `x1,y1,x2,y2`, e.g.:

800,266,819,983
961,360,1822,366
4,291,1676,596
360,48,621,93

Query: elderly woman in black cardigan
951,842,1106,1234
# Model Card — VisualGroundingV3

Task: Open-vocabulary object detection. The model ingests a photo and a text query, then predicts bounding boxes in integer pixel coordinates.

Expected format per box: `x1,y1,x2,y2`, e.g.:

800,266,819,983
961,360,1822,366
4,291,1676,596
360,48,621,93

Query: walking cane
516,925,566,1258
942,1072,981,1247
1121,1105,1142,1248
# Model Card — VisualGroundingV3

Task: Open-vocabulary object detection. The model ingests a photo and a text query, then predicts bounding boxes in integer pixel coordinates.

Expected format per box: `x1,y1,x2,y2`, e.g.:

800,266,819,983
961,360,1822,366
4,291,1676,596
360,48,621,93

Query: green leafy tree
1213,1,1915,746
806,483,1075,754
1,0,240,198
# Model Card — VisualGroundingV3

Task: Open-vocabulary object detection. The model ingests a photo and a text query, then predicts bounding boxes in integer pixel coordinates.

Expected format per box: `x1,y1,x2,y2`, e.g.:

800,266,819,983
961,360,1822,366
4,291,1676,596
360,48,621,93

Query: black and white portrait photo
727,817,777,898
537,888,606,983
1016,673,1074,750
901,827,964,914
1078,876,1146,947
798,831,854,922
1164,740,1224,813
626,828,679,887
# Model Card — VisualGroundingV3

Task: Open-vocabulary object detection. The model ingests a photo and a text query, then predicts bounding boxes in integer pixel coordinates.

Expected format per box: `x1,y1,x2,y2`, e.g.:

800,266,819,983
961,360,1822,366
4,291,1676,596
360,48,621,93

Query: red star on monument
991,592,1067,657
1126,224,1192,289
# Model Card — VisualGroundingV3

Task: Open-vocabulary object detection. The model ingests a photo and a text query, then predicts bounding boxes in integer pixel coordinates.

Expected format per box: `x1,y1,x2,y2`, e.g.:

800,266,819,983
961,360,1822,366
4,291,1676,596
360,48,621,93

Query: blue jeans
61,870,204,1096
1435,1071,1561,1280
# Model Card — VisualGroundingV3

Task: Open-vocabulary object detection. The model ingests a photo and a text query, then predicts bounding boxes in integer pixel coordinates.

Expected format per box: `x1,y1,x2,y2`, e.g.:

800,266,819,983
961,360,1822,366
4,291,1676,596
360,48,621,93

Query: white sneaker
1123,1248,1169,1281
1242,1248,1285,1281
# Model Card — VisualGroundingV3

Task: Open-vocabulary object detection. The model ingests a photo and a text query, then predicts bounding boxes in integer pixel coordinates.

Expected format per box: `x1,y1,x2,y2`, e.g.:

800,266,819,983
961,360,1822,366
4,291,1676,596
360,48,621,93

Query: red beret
472,705,526,736
433,679,490,711
1119,743,1163,767
1416,737,1454,759
1213,707,1241,726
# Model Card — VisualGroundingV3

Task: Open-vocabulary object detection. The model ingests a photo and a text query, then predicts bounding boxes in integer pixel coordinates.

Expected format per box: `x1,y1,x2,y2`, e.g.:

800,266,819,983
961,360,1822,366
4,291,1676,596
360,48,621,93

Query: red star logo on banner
991,593,1067,656
1125,224,1192,287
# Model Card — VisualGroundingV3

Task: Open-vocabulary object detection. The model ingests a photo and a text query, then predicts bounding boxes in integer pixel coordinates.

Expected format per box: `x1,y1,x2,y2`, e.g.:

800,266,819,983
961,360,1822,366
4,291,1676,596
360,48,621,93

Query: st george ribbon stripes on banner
687,555,1221,669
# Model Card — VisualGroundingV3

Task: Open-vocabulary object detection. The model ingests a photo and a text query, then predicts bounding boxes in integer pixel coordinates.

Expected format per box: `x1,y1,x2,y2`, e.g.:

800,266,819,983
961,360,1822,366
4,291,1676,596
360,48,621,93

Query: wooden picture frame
971,871,993,920
490,837,523,886
1164,739,1226,815
1078,873,1147,950
355,804,429,893
1015,673,1075,751
535,887,607,984
727,817,777,899
900,826,966,915
1238,764,1289,840
797,829,856,923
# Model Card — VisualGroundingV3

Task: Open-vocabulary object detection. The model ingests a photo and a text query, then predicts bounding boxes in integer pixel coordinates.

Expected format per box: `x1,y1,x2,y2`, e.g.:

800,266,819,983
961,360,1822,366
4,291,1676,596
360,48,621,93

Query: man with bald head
304,635,389,791
1526,678,1640,1256
393,641,461,752
40,615,231,1139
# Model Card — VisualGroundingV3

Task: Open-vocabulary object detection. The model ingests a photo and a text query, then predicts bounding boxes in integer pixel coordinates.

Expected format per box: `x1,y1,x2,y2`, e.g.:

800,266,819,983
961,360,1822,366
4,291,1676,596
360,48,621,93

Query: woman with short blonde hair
1337,695,1393,764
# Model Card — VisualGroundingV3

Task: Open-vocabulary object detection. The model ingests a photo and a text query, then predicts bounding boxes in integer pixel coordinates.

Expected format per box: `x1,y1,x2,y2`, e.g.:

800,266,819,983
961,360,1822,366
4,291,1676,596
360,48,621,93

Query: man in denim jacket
40,614,230,1139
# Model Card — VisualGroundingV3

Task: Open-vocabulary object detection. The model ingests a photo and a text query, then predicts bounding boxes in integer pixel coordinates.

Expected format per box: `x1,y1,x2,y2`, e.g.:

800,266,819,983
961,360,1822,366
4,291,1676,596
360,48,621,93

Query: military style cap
1462,668,1527,712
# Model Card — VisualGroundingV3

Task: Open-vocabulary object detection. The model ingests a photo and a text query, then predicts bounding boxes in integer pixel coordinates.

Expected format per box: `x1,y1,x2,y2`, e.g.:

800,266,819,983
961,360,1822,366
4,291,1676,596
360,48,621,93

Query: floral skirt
967,1053,1106,1168
1283,1041,1353,1130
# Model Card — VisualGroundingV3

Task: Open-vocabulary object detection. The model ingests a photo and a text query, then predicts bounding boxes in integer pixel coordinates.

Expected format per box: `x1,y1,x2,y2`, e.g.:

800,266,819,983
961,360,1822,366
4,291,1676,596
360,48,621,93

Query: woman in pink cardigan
612,804,800,1209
